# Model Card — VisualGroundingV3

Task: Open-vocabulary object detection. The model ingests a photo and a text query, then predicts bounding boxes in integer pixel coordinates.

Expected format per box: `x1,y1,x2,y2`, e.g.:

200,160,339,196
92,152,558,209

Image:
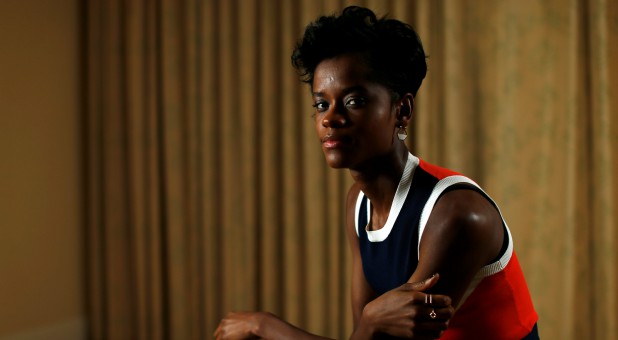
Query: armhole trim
417,175,514,277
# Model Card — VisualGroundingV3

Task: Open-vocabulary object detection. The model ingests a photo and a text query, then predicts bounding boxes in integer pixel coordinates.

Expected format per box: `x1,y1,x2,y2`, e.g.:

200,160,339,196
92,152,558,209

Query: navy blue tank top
357,166,438,295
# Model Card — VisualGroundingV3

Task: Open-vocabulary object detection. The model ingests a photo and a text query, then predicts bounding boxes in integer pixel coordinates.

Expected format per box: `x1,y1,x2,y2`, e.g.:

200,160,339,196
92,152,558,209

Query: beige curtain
414,1,618,339
85,0,617,339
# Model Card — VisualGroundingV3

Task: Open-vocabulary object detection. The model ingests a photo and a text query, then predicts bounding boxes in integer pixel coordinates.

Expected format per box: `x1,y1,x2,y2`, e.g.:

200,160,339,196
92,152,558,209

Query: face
312,53,401,169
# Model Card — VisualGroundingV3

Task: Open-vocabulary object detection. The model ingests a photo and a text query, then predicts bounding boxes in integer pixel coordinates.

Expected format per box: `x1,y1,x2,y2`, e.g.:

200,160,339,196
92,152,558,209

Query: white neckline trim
354,153,419,242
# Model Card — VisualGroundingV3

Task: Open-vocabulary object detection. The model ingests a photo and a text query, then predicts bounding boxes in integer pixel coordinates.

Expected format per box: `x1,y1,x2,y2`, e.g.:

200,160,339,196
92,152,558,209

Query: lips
321,135,352,149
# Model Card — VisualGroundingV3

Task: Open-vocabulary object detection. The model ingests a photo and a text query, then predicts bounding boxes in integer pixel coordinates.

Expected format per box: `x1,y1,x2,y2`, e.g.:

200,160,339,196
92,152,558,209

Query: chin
324,153,352,169
326,162,348,169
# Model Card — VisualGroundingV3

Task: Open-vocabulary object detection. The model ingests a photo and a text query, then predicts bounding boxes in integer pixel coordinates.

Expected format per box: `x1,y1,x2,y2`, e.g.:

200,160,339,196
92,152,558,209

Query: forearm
255,312,334,340
349,321,375,340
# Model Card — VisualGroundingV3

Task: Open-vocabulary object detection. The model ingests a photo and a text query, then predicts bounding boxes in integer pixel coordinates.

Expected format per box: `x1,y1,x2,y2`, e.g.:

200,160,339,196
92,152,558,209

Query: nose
321,105,346,128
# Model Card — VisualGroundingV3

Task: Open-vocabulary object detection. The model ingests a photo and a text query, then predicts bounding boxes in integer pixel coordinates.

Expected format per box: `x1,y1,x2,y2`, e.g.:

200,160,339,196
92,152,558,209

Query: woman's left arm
407,188,505,308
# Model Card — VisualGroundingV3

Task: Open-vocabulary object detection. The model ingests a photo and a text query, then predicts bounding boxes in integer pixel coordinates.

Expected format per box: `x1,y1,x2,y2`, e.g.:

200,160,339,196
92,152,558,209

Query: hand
214,311,267,339
360,274,455,339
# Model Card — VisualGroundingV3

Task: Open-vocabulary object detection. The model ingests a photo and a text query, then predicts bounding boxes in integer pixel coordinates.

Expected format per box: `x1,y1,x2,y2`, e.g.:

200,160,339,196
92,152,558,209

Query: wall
0,0,85,339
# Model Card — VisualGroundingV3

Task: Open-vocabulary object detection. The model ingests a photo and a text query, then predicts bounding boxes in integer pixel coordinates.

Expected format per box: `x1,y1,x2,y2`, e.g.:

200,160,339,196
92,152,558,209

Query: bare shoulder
428,188,503,239
414,187,505,305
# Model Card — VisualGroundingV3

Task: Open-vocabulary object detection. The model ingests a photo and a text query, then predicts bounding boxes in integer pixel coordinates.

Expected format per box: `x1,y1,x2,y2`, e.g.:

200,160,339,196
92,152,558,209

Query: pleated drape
85,1,618,339
413,1,618,339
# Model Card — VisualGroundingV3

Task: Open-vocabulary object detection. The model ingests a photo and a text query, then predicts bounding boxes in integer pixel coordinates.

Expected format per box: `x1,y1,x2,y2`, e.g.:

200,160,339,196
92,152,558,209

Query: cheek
357,124,393,151
363,112,395,144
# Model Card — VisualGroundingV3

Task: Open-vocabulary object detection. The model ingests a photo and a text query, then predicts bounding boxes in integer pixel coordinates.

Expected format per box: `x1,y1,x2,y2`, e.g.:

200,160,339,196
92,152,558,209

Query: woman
216,6,538,339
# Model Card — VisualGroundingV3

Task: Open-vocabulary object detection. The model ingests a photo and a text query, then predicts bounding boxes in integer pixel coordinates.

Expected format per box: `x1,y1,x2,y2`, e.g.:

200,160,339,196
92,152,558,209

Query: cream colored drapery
85,1,618,339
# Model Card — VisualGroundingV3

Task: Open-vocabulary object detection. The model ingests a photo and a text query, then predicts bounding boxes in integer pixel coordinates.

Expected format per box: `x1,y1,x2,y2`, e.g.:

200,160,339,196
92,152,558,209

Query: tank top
355,153,538,339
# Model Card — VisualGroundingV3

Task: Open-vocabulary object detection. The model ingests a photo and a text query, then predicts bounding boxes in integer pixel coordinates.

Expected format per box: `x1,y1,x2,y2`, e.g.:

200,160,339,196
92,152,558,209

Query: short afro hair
291,6,427,98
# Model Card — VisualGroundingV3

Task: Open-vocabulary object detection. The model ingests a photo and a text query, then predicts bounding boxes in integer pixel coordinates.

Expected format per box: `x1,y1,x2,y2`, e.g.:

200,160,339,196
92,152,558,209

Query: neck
349,147,409,218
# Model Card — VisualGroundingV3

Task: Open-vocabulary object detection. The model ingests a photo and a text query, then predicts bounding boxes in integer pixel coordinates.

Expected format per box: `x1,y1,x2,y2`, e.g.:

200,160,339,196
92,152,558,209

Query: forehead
312,53,374,94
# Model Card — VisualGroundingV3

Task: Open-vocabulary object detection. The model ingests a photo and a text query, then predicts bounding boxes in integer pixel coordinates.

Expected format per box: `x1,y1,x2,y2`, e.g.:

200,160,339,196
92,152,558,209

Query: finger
213,323,221,338
426,294,453,308
419,320,449,333
424,306,454,322
426,292,452,308
405,292,453,308
411,328,447,340
403,317,449,340
404,273,440,291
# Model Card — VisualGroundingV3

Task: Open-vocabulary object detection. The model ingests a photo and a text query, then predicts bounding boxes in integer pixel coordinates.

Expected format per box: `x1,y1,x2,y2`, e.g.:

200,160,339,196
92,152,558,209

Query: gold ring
430,309,437,319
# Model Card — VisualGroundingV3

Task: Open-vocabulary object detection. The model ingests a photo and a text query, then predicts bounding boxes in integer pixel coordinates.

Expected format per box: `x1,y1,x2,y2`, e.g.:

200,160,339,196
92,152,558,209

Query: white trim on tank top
418,175,514,305
354,152,419,241
354,157,515,305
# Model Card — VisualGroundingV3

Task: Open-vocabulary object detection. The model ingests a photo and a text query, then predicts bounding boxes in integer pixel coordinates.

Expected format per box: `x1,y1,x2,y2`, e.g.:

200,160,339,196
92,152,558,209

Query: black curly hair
291,6,427,99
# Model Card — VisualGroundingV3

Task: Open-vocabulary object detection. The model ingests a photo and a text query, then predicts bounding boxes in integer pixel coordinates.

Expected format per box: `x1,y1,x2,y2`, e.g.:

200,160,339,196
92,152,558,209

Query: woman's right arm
344,183,378,335
345,185,454,340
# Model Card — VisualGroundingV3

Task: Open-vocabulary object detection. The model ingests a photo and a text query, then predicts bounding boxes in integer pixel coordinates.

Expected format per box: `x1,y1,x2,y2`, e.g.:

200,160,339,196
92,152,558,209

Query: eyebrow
312,85,368,98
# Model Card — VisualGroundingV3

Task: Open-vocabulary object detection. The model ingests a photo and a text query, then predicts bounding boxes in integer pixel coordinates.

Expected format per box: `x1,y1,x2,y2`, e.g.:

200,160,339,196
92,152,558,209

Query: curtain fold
413,1,618,338
85,1,617,339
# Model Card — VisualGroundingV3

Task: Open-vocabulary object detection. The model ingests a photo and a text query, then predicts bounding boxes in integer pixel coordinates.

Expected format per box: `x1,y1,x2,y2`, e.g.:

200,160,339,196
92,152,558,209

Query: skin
215,53,504,339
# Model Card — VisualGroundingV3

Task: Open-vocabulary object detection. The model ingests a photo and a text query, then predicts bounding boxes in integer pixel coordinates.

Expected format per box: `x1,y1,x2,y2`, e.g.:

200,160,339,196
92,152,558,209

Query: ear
396,93,414,126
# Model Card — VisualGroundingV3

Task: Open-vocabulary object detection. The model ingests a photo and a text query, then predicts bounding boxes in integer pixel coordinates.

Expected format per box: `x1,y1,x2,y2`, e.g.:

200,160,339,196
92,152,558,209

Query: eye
312,101,329,113
345,97,366,108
